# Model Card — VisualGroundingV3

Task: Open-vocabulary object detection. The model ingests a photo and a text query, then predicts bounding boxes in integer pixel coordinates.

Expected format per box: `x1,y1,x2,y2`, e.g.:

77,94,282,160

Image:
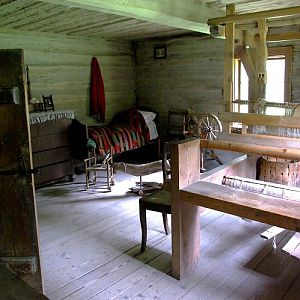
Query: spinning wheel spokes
185,112,223,171
198,113,222,140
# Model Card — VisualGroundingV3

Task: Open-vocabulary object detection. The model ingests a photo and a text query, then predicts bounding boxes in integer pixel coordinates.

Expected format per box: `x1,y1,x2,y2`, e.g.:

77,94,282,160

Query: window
234,59,248,113
234,46,292,115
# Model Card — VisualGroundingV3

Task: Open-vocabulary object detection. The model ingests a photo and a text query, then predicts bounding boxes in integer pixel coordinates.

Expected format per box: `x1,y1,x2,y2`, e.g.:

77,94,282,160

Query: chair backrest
42,94,55,112
85,148,112,169
167,109,188,140
162,142,171,182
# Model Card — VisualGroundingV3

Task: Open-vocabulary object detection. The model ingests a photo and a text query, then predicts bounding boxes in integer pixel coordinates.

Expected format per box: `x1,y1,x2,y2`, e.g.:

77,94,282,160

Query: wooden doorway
0,49,43,292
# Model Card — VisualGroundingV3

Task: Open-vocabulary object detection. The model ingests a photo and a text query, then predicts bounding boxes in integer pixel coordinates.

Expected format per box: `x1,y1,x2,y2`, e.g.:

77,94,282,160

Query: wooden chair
42,94,55,112
84,148,114,191
139,190,171,252
167,109,188,140
139,142,171,252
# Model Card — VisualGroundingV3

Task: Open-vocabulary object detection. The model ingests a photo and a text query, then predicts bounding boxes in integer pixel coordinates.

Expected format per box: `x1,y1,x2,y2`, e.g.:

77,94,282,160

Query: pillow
138,110,156,124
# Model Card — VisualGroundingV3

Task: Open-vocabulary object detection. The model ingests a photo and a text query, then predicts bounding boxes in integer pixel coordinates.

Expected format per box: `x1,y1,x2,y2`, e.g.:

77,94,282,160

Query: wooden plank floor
36,171,300,300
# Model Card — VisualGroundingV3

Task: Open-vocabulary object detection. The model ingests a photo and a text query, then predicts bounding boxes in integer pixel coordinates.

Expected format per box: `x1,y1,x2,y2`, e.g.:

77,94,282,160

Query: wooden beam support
218,132,300,150
224,4,235,113
201,139,300,161
171,139,201,279
235,46,255,79
208,6,300,26
219,112,300,129
253,19,268,108
237,16,300,30
40,0,222,34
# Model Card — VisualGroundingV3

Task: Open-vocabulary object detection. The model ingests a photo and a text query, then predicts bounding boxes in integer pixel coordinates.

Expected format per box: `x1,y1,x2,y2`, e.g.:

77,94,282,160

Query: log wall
134,36,225,135
290,42,300,102
135,36,300,135
2,29,300,129
0,29,135,123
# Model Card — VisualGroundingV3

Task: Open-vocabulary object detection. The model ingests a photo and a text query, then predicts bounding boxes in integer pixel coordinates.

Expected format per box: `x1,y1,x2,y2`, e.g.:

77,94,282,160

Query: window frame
267,46,292,102
234,46,293,107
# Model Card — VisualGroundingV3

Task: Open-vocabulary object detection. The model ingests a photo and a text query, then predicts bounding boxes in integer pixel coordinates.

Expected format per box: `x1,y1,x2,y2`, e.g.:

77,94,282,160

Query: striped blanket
88,109,151,156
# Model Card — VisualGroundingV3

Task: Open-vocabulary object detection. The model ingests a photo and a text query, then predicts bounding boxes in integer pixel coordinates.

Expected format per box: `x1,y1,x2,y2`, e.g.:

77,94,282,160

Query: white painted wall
0,29,136,123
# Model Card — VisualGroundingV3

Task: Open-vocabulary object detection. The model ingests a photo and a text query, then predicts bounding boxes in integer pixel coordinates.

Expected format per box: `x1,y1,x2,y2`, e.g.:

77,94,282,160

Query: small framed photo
154,46,167,59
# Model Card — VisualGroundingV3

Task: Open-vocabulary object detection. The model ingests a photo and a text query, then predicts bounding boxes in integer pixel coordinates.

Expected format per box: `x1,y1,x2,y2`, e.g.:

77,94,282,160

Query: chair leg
162,213,170,235
110,166,115,185
86,170,90,190
107,167,111,191
93,170,97,184
139,202,147,253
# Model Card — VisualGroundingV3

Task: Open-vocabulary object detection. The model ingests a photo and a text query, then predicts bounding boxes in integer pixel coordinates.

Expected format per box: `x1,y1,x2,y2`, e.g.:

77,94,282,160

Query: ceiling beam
208,6,300,26
39,0,222,34
237,16,300,30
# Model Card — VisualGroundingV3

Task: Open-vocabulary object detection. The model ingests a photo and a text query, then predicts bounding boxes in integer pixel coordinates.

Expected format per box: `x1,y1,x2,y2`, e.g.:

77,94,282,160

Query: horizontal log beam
40,0,222,34
237,16,300,30
208,6,300,25
267,31,300,42
201,138,300,161
219,112,300,129
218,132,300,150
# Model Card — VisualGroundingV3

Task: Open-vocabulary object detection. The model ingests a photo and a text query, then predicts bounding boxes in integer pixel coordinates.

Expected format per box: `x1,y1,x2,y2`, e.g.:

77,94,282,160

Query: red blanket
88,109,150,155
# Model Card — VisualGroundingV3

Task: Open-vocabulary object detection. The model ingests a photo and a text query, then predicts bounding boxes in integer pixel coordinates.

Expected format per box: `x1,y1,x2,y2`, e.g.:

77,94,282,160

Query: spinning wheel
198,113,222,140
186,113,223,170
186,113,222,140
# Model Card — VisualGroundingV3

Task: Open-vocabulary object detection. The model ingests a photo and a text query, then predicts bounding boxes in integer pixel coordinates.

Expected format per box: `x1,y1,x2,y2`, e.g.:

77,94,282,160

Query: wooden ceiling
0,0,300,40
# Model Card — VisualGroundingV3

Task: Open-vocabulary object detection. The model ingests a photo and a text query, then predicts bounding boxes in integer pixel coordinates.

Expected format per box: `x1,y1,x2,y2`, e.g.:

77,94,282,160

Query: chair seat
139,190,171,252
139,190,171,213
86,164,108,170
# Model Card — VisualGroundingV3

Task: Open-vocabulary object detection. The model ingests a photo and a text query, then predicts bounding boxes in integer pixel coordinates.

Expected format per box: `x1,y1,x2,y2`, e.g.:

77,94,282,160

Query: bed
71,108,159,161
87,108,158,156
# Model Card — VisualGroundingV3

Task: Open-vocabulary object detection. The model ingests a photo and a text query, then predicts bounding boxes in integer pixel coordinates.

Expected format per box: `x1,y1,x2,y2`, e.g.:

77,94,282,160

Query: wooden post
224,4,235,113
171,138,201,279
252,18,268,112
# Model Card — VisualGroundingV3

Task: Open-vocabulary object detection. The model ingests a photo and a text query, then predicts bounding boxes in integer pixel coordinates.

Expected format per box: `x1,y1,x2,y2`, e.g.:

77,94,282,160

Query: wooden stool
139,190,171,252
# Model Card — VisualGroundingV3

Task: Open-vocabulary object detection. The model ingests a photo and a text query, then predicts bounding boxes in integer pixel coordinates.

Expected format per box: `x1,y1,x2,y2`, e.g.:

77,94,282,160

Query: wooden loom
168,112,300,280
165,4,300,280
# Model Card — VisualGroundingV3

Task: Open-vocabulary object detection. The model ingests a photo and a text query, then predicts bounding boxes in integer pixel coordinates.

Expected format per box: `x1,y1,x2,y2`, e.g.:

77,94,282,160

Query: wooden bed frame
168,112,300,280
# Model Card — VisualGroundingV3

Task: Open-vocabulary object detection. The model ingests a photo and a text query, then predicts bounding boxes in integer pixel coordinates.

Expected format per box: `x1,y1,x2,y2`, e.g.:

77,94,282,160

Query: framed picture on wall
154,46,167,59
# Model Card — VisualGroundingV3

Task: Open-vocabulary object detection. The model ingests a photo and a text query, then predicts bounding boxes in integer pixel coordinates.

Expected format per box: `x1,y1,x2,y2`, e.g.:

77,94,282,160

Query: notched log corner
0,256,37,274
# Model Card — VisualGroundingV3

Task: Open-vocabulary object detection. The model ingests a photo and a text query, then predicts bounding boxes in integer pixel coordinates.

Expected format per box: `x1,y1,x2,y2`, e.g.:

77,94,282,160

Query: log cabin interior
1,0,300,299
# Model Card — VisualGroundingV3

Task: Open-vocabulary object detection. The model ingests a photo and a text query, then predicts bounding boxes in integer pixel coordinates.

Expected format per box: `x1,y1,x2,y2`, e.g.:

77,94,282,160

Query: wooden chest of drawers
30,118,73,186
